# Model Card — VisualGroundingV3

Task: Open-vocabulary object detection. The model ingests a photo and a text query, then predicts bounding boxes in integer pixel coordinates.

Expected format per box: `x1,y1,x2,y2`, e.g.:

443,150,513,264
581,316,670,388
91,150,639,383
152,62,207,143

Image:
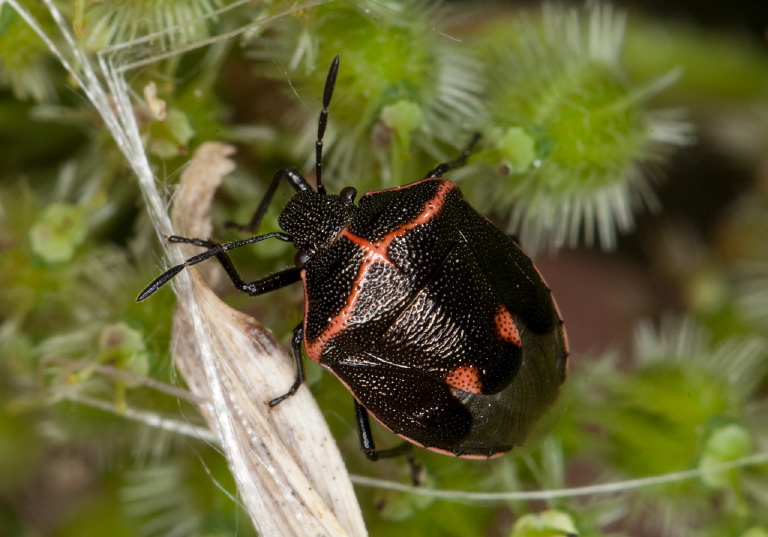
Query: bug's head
278,189,357,254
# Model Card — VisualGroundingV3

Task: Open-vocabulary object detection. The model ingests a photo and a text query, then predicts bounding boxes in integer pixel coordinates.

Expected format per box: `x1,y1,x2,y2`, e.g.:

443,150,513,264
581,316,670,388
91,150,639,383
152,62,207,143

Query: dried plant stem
169,143,366,536
11,1,367,534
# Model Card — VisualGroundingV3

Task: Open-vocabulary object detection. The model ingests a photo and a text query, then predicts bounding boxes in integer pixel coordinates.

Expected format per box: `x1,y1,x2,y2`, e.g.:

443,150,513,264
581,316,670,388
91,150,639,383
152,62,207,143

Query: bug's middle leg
268,322,306,407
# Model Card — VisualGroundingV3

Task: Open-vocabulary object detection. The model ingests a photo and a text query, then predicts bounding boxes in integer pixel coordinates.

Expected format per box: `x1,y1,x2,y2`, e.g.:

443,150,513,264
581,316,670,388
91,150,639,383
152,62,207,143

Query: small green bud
380,100,424,157
511,510,578,537
739,528,768,537
699,422,753,489
490,126,538,174
149,108,195,158
97,322,150,384
29,202,87,263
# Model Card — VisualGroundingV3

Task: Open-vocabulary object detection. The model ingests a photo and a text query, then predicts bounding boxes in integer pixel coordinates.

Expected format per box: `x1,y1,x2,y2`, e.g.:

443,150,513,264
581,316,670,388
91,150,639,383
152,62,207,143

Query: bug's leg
268,323,306,407
354,400,422,485
225,167,313,234
137,232,296,301
200,243,302,297
423,132,482,179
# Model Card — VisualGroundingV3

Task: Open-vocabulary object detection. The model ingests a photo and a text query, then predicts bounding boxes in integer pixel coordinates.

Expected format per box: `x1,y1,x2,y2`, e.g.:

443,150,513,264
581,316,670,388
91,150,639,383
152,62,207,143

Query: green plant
1,1,766,536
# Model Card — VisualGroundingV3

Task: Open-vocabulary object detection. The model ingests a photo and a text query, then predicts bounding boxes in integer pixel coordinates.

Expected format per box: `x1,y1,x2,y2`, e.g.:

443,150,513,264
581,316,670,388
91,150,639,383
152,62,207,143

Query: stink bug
139,56,568,467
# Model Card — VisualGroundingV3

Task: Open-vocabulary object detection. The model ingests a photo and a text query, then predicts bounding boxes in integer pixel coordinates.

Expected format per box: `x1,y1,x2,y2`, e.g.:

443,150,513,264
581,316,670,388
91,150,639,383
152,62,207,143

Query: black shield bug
139,55,568,472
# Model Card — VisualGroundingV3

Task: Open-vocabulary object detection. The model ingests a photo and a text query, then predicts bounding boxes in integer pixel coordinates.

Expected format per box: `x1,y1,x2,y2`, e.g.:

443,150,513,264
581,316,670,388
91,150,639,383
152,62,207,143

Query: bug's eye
294,250,311,267
340,186,357,202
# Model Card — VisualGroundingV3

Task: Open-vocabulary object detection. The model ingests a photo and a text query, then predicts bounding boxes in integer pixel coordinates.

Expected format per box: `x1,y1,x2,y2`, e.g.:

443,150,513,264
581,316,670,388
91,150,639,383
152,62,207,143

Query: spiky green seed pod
29,202,88,263
466,3,692,253
0,4,58,101
599,317,766,478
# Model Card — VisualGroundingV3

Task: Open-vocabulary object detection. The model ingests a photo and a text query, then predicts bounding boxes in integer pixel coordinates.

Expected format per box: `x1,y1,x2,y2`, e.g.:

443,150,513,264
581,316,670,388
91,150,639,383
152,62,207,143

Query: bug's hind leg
355,400,423,485
423,133,481,179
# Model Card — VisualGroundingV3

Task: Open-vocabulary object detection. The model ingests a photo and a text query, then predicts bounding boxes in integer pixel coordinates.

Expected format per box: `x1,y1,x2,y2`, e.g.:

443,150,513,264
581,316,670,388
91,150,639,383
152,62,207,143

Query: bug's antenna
315,55,339,196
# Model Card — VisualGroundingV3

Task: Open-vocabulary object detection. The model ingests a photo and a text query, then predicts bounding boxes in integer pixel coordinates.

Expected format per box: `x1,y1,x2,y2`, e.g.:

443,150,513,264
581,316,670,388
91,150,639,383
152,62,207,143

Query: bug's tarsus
137,264,186,302
168,235,217,248
354,400,423,485
424,132,482,179
404,449,423,487
315,55,340,197
268,323,307,407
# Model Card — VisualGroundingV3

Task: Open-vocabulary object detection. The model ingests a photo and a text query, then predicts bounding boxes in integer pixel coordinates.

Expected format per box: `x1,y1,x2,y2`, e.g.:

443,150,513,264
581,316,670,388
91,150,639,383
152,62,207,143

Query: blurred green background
1,0,767,535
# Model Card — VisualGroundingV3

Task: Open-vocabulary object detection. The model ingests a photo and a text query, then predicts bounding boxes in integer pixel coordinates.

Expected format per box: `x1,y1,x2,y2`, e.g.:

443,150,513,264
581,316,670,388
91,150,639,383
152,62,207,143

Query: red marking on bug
493,304,521,346
444,364,484,394
304,179,456,362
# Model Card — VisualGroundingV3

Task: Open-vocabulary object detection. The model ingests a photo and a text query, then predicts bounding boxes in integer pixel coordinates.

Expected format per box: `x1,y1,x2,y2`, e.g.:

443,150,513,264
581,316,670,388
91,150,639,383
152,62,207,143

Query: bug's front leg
354,400,422,485
165,235,303,296
224,167,313,234
136,232,297,301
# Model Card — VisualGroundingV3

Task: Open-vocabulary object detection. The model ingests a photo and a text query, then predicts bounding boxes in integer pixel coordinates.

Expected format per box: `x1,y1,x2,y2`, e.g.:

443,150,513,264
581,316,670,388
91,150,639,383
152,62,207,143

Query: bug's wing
329,241,524,455
331,356,473,452
450,204,568,454
349,197,566,457
373,240,524,395
322,183,567,456
459,208,560,335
